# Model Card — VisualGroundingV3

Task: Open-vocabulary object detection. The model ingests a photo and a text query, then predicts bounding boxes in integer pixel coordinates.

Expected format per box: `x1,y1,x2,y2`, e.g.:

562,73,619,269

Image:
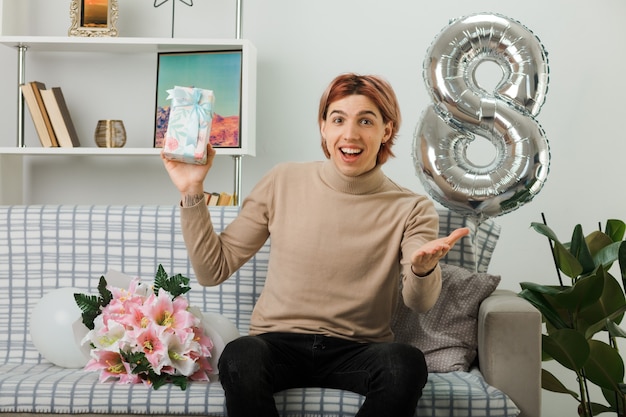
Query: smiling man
162,73,469,417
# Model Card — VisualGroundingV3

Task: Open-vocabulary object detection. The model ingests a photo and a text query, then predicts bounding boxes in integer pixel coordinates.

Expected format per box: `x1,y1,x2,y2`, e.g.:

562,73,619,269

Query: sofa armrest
478,289,542,417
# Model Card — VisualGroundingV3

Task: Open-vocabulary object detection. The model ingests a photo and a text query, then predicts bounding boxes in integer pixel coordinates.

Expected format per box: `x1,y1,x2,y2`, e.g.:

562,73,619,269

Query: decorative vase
94,119,126,148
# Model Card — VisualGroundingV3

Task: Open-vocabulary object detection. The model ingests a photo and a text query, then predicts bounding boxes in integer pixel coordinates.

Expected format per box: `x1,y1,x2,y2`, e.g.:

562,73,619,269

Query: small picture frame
69,0,119,37
154,50,243,149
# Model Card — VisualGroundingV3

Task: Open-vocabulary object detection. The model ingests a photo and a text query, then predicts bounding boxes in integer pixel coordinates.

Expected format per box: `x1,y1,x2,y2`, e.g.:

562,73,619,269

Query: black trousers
218,332,427,417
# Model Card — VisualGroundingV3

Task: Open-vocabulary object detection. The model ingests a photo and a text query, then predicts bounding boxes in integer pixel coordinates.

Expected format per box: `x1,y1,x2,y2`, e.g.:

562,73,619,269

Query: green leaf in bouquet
153,264,191,298
121,350,153,376
169,375,189,391
74,276,113,330
150,375,169,390
97,275,113,306
73,293,101,330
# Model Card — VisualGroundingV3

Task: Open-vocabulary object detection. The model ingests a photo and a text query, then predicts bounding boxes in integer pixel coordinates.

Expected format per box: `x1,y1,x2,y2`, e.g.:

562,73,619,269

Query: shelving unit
0,35,256,205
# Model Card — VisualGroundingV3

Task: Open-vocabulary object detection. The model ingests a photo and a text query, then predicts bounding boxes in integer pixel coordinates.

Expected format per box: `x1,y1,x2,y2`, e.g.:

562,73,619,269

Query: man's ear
383,121,393,142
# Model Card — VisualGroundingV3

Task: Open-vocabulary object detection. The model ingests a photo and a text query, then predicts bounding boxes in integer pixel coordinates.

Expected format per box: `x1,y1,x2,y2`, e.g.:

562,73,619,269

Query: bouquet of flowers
74,265,214,390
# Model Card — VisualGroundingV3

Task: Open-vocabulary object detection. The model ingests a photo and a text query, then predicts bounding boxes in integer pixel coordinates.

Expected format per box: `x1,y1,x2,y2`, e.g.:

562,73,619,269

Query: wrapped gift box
163,86,215,165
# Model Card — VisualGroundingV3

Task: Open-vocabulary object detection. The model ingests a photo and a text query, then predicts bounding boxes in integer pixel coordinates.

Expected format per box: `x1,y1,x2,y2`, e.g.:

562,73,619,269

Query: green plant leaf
579,271,626,337
571,224,595,275
602,385,626,414
590,401,615,416
593,241,623,272
618,242,626,285
552,272,604,312
584,307,626,340
520,281,563,297
607,318,626,339
527,218,626,415
541,368,579,398
531,222,562,243
518,288,570,329
555,240,584,279
587,231,615,256
583,340,625,392
606,219,626,243
542,329,589,372
531,222,584,278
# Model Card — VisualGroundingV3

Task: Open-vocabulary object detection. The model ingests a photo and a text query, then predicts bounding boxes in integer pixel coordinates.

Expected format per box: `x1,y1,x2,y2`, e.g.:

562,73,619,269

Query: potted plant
518,217,626,416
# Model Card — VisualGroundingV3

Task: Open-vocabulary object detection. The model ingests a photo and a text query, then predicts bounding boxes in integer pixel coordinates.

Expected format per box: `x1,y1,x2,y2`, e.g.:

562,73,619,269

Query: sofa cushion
0,363,518,416
392,264,501,372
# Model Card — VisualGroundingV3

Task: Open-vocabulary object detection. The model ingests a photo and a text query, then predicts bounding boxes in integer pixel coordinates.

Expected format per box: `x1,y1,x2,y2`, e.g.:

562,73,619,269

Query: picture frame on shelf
154,50,243,149
69,0,119,37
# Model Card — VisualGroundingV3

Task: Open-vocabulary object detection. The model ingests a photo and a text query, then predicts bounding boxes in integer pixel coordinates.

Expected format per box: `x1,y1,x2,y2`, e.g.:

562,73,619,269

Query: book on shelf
217,192,234,206
40,87,81,147
20,81,58,147
204,191,234,206
204,192,221,206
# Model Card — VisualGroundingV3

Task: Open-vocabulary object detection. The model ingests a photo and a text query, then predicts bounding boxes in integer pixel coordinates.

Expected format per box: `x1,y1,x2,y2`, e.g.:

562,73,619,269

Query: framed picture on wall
68,0,119,37
154,50,243,149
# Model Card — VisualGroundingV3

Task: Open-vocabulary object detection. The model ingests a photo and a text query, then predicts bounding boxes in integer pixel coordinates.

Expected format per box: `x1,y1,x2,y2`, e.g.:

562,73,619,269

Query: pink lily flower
85,350,140,384
133,323,168,374
142,290,199,338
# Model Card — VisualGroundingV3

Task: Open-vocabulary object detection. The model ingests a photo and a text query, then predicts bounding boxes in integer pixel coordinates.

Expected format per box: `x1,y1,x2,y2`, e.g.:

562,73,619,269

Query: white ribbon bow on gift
166,86,213,148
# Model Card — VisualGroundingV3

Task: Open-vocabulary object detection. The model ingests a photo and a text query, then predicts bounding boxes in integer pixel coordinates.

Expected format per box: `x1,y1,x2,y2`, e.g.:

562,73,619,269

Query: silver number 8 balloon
414,13,550,223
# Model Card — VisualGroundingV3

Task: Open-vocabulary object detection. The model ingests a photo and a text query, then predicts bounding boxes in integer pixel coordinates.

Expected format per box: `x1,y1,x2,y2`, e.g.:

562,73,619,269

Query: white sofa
0,205,541,417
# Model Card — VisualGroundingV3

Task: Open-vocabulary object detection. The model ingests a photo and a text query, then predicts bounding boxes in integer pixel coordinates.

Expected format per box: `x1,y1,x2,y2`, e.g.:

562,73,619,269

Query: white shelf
0,35,253,54
0,147,249,156
0,35,257,205
0,147,161,156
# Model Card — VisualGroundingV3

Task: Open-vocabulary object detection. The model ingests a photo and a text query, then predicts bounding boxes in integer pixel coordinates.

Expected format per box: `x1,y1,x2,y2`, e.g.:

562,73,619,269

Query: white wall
1,0,625,414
